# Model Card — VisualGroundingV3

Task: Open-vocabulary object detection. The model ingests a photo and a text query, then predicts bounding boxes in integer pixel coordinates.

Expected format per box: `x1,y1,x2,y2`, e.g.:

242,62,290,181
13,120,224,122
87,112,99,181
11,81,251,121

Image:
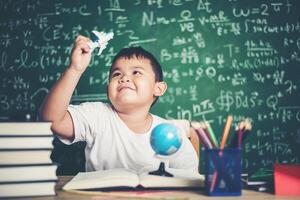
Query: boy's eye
133,70,142,75
111,72,121,78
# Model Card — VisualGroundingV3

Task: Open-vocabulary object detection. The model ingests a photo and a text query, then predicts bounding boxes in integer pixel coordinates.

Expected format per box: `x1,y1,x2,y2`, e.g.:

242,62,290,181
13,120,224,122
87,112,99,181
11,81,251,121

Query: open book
63,168,204,191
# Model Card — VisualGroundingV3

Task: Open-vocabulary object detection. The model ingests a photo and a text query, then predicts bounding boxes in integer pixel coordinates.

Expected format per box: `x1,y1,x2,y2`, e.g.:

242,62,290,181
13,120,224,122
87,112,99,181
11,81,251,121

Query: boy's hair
109,46,164,106
110,46,163,82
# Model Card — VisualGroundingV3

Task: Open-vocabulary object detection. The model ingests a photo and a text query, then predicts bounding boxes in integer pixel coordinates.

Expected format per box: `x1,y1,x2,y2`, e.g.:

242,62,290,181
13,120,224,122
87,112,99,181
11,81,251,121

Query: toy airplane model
88,30,114,55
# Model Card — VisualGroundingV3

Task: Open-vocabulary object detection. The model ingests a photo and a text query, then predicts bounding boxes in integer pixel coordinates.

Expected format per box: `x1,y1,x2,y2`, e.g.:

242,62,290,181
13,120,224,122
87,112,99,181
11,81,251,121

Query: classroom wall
1,0,299,176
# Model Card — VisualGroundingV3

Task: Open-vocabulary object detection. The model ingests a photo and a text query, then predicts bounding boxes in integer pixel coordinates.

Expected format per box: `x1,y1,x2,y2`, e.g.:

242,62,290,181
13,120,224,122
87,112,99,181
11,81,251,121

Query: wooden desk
10,176,300,200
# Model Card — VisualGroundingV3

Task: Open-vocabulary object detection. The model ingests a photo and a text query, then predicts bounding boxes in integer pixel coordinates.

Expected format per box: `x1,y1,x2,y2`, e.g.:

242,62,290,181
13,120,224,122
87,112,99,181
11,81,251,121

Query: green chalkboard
1,0,300,176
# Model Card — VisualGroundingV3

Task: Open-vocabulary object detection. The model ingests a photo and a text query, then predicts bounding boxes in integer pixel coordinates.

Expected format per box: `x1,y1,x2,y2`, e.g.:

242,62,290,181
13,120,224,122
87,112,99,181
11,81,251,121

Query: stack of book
0,122,57,198
241,173,274,192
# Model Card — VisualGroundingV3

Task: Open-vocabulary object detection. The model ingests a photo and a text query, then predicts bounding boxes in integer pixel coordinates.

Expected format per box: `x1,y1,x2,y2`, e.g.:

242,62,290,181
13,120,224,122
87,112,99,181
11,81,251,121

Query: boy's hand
69,35,92,74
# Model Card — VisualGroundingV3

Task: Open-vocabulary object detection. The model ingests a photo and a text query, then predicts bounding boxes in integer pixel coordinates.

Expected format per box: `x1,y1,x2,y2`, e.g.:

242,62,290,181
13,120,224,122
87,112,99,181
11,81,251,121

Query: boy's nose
119,75,130,83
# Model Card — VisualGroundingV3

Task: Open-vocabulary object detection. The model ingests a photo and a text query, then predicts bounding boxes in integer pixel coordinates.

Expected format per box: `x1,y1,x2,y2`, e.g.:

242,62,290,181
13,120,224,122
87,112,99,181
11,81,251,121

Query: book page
138,168,204,188
0,122,52,135
63,168,139,190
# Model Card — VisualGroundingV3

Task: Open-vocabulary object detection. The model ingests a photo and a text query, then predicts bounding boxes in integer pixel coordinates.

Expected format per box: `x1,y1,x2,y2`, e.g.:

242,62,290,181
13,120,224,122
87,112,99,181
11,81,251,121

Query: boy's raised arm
40,36,92,140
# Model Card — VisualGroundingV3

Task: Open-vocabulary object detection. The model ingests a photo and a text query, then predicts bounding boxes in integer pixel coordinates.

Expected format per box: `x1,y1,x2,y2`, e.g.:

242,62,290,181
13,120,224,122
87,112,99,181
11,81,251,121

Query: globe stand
149,161,173,177
149,123,183,178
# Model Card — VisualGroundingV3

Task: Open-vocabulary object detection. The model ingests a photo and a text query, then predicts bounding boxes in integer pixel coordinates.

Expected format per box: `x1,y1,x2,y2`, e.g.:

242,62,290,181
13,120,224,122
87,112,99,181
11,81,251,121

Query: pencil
210,115,233,193
237,121,245,148
241,119,252,144
210,172,218,193
204,121,218,147
220,115,233,149
191,122,213,149
199,122,216,148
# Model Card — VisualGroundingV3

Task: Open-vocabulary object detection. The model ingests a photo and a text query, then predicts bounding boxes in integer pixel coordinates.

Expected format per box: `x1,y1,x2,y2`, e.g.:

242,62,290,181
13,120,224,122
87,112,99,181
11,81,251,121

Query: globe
150,123,182,156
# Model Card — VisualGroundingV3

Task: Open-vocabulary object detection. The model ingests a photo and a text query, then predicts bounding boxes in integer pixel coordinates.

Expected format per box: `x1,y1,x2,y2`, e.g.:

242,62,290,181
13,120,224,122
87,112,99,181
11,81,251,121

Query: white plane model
88,30,114,55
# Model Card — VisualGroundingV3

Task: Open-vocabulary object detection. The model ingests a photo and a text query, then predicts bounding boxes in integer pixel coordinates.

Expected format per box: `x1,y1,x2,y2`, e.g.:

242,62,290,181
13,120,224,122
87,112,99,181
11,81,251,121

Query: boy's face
108,56,165,111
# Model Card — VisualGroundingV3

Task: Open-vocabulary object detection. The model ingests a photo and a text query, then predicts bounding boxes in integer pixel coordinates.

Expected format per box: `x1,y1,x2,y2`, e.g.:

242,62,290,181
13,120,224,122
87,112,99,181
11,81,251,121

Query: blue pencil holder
204,148,241,196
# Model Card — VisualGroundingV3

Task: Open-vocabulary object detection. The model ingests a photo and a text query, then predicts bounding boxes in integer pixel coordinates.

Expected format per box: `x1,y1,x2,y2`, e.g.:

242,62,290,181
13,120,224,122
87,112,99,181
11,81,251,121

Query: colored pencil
210,115,233,193
191,122,213,149
220,115,233,149
204,121,218,147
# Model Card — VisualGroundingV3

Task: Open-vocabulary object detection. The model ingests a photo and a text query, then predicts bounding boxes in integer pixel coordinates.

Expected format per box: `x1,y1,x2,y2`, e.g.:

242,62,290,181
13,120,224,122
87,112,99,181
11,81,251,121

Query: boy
40,35,198,172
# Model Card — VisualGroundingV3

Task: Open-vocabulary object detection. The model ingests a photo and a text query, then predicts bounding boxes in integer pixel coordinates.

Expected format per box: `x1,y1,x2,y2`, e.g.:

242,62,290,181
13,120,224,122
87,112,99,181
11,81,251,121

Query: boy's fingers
75,35,86,42
73,36,92,53
75,35,92,44
73,43,91,54
82,46,91,53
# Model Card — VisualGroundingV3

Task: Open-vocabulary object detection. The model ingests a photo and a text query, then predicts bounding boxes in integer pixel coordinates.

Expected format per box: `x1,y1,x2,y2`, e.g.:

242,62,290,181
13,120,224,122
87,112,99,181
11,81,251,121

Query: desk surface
11,176,300,200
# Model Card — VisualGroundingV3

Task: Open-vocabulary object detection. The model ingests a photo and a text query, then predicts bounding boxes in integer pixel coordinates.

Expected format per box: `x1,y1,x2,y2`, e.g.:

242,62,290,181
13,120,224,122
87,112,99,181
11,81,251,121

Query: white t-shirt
60,102,198,172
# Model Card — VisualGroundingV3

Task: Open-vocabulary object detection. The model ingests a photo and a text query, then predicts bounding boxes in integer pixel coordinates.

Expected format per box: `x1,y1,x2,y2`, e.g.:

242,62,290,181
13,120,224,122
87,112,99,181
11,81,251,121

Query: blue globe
150,123,182,156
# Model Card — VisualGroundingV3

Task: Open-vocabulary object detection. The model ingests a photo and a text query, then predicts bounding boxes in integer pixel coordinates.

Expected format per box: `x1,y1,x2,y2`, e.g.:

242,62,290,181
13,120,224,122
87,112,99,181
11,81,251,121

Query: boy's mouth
117,85,134,92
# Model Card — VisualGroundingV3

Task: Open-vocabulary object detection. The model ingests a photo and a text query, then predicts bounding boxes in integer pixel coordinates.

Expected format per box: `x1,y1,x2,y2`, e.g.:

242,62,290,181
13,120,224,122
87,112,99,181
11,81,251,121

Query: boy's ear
154,81,167,97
